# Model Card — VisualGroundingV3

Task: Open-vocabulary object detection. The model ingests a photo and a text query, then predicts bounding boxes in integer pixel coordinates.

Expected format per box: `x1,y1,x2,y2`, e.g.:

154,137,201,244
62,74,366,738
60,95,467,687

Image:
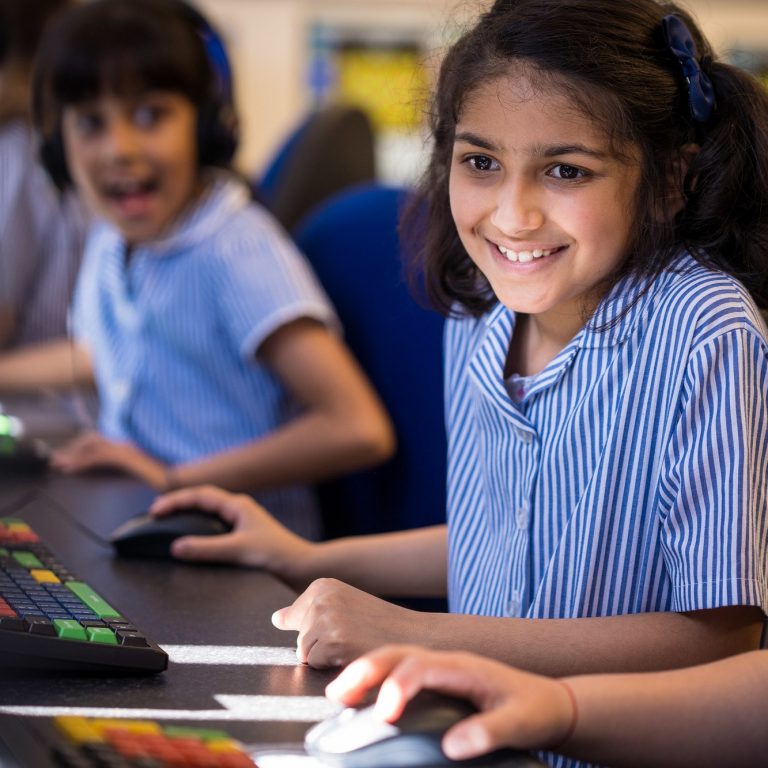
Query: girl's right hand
325,645,576,760
149,485,313,574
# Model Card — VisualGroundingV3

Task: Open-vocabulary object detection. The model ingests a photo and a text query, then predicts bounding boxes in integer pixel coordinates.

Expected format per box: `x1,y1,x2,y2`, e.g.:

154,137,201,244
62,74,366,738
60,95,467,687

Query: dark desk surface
0,394,545,767
0,473,337,752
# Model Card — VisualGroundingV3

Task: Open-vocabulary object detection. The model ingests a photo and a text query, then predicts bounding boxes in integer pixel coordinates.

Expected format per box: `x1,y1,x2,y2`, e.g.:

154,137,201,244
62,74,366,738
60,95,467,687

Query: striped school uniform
71,173,337,534
445,255,768,767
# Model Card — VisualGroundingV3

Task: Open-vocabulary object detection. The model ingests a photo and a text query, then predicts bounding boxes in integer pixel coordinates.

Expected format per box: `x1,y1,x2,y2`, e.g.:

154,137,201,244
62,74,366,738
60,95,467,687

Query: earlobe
660,142,700,221
667,142,701,218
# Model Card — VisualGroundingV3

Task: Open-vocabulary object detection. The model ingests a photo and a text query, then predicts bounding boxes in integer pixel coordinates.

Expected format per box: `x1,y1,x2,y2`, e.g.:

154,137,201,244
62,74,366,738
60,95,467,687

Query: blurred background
192,0,768,186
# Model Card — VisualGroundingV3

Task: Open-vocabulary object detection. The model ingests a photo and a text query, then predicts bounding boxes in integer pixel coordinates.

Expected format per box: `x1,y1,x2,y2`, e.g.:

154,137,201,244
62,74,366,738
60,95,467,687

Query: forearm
562,650,768,767
278,524,448,596
169,408,394,492
421,606,763,676
0,339,93,391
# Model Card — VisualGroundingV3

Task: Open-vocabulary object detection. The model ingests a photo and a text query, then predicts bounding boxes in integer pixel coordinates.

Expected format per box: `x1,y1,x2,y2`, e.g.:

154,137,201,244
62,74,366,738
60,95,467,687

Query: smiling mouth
104,177,159,202
496,244,566,263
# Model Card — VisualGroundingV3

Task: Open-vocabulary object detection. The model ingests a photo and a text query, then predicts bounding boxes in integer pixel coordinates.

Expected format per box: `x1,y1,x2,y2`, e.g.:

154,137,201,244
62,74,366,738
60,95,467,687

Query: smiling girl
152,4,768,757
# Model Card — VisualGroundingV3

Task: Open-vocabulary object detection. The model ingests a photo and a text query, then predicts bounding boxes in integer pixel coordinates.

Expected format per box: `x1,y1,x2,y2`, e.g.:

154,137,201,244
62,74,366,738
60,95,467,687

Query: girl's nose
490,177,545,235
104,118,140,158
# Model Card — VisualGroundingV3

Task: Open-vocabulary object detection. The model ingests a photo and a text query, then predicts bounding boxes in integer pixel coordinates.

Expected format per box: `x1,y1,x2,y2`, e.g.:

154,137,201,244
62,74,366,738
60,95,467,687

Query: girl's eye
74,112,104,137
548,163,586,180
465,154,499,172
134,104,165,129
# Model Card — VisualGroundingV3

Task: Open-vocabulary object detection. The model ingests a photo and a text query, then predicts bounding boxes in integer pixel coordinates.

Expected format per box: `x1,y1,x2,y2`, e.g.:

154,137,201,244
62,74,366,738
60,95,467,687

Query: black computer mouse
0,434,50,475
304,690,533,767
109,508,233,559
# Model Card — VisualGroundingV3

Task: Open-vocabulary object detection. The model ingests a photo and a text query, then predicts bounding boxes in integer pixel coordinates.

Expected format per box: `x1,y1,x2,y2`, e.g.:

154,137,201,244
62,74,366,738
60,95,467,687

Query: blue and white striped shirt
72,173,337,531
446,256,768,768
446,253,767,619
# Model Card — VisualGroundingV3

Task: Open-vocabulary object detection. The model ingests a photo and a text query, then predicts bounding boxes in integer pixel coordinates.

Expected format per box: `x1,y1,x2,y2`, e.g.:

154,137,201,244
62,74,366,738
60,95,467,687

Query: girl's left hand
271,579,425,669
50,431,168,489
325,645,575,760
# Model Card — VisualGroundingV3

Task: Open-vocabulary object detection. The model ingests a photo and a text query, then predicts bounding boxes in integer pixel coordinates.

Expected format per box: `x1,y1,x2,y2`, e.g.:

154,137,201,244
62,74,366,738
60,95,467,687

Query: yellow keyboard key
30,569,60,583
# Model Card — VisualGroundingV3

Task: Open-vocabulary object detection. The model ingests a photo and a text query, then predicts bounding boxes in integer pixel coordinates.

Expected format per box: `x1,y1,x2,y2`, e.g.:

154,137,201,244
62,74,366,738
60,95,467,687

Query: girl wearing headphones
0,0,394,537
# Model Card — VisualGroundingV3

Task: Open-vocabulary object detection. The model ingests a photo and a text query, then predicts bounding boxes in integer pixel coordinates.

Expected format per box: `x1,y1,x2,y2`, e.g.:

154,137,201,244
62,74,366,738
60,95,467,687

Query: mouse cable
0,488,41,517
37,488,112,549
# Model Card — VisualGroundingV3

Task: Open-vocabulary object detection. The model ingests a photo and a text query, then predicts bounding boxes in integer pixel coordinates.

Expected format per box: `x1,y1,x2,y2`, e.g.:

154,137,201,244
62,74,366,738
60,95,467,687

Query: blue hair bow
661,14,716,123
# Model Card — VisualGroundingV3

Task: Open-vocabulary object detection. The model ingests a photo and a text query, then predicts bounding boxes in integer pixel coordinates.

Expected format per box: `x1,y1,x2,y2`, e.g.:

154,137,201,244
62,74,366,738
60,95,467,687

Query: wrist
163,465,179,492
548,678,579,752
272,537,322,590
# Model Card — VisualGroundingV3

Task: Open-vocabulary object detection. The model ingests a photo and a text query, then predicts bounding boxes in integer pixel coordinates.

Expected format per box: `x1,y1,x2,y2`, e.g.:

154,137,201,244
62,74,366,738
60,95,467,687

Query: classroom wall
194,0,768,181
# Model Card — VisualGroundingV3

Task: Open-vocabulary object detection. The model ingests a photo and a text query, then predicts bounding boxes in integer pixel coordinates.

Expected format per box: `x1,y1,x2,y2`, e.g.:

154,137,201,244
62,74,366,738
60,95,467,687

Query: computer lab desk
0,470,340,761
0,393,546,767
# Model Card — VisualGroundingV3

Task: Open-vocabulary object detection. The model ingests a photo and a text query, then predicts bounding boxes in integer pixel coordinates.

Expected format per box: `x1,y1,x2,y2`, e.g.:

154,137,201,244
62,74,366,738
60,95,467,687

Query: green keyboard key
86,627,118,645
164,726,232,741
54,619,88,641
66,582,120,618
12,551,44,569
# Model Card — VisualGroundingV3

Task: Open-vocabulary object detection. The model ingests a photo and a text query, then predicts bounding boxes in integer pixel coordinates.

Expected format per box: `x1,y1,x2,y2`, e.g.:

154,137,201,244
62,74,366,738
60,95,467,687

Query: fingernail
373,680,399,720
443,731,472,760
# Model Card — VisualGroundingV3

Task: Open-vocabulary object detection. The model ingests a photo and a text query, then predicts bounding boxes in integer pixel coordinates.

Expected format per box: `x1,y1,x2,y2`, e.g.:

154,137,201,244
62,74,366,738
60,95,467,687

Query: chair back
257,105,376,232
294,184,446,536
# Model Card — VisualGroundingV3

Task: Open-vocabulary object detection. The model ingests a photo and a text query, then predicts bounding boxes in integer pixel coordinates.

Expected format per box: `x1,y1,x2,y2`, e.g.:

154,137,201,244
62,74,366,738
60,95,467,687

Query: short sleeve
210,207,339,361
659,328,768,614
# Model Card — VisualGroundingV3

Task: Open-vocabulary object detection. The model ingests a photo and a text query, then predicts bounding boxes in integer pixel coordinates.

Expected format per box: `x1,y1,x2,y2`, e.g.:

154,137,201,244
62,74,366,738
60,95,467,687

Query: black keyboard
0,715,256,767
0,517,168,673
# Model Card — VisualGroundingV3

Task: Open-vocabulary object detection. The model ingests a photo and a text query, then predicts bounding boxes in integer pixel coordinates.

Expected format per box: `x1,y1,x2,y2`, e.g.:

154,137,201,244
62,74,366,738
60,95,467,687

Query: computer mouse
304,689,530,767
0,434,50,475
109,508,233,559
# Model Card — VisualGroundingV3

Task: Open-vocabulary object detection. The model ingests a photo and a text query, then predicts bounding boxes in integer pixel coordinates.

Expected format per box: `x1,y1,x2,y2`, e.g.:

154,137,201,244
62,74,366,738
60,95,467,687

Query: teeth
497,245,554,262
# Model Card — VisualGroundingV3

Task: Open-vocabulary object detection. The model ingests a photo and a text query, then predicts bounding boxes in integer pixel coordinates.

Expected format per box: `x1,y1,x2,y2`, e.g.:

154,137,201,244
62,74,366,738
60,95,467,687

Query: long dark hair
403,0,768,317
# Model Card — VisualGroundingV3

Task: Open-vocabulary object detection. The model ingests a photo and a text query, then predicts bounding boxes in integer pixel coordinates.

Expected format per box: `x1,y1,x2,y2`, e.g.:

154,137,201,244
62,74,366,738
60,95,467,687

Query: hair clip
661,14,716,123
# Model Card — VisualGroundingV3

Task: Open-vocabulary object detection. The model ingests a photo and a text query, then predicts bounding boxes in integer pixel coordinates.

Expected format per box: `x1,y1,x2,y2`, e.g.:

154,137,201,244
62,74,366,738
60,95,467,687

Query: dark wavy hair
0,0,73,67
403,0,768,317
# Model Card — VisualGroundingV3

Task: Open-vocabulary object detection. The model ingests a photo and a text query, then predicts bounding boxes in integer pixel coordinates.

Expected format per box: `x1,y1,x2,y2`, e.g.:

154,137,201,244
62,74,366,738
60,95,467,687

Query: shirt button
507,596,522,617
516,503,529,529
516,428,532,443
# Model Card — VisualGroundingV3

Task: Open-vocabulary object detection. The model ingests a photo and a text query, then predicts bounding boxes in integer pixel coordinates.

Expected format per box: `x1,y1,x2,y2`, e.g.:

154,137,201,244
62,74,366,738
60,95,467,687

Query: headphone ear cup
197,102,238,168
39,128,71,190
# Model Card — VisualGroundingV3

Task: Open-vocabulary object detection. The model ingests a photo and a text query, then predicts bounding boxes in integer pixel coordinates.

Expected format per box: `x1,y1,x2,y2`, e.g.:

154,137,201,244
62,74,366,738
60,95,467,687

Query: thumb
271,605,294,630
442,710,513,761
170,533,241,563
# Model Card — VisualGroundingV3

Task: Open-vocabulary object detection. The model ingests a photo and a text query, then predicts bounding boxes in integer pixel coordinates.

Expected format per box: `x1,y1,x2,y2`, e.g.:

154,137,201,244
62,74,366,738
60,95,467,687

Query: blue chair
293,184,446,538
256,105,376,233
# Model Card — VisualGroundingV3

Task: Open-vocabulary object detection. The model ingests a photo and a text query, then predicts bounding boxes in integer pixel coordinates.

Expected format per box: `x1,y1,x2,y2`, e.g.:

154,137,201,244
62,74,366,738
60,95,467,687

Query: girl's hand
326,645,575,760
271,579,426,669
149,484,313,572
51,431,167,489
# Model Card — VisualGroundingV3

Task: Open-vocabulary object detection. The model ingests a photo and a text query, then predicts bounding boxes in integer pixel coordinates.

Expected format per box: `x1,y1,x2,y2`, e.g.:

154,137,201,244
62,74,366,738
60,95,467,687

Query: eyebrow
453,131,609,160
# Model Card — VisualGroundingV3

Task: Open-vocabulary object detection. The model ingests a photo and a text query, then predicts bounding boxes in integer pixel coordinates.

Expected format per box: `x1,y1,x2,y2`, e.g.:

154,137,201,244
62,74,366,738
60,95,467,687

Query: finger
150,486,238,521
271,581,320,631
169,532,247,563
443,709,517,760
326,646,415,706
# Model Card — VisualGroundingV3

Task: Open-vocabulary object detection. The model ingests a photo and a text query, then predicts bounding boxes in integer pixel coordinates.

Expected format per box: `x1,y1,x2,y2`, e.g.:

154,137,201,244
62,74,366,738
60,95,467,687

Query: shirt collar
97,171,250,259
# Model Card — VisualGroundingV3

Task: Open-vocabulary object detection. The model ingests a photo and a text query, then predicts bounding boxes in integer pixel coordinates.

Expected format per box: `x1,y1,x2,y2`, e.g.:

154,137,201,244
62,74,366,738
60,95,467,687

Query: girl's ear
660,142,699,222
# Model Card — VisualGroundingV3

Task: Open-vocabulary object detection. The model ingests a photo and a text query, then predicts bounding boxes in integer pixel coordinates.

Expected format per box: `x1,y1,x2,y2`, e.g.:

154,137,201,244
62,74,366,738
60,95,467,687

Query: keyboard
0,715,256,767
0,517,168,673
